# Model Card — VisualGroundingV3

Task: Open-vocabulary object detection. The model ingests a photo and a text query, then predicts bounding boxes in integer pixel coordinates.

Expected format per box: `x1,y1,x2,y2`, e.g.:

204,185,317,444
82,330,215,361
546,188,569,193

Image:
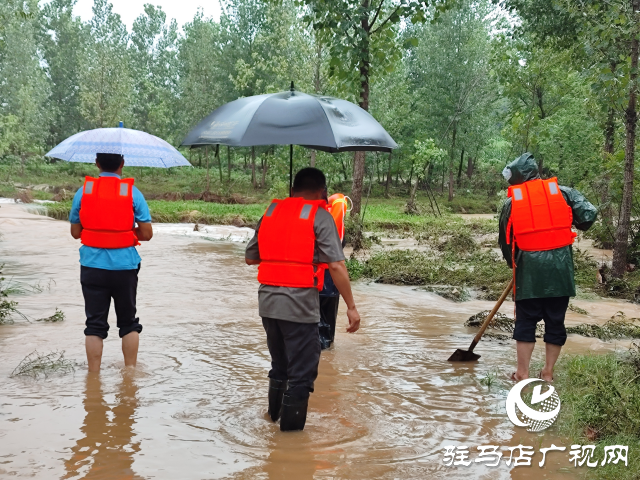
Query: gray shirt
245,208,345,323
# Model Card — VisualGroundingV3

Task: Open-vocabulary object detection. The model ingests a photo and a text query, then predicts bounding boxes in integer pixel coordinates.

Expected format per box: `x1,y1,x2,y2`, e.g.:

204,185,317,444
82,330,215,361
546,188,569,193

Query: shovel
448,278,514,362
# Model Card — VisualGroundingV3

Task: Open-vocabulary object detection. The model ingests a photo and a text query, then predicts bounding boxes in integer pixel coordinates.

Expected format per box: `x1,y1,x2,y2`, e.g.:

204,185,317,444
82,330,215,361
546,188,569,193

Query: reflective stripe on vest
507,177,576,251
328,193,347,241
257,197,328,291
79,176,139,249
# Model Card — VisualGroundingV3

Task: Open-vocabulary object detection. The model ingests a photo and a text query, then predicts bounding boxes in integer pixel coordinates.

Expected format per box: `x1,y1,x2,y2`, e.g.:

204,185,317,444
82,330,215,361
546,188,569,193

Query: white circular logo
506,379,561,432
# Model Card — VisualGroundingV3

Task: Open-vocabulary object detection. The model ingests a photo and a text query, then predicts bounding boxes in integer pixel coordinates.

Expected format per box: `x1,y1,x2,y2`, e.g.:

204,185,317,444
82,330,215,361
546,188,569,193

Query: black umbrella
181,83,397,192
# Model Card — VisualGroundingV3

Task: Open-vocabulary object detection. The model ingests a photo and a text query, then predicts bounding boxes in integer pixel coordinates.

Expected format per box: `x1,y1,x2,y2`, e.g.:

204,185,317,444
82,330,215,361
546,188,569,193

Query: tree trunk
448,123,457,201
339,156,348,181
456,147,465,187
426,162,434,186
599,107,616,248
466,155,474,179
351,151,366,215
314,41,322,93
538,155,544,177
205,146,210,193
605,107,615,155
385,153,392,196
216,144,223,184
261,153,268,188
407,176,419,212
408,159,415,188
612,33,639,278
349,2,370,217
251,147,257,188
310,150,316,167
227,146,231,183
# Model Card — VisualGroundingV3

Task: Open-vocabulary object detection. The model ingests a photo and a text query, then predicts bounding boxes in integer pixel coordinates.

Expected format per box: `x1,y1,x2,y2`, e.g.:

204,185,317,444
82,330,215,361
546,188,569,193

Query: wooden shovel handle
468,278,514,352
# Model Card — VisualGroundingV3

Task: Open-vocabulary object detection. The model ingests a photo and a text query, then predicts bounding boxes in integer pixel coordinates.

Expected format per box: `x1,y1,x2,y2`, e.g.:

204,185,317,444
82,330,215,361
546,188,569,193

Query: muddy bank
1,204,639,479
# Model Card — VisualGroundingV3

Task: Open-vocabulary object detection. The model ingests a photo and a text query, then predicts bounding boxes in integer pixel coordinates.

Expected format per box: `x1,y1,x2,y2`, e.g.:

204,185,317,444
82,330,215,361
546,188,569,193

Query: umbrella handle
289,145,293,197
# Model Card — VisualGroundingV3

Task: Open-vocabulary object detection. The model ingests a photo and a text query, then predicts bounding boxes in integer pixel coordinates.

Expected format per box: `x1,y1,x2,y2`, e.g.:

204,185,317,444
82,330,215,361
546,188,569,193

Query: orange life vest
257,197,327,291
507,177,576,251
327,193,347,241
79,176,139,249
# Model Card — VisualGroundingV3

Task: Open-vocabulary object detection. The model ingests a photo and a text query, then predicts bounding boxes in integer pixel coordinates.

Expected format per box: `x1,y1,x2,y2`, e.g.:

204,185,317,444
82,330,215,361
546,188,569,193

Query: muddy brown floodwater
1,204,639,480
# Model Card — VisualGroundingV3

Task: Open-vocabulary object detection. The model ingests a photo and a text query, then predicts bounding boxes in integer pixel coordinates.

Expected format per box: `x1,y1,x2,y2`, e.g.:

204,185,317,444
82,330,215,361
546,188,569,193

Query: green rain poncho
498,153,598,301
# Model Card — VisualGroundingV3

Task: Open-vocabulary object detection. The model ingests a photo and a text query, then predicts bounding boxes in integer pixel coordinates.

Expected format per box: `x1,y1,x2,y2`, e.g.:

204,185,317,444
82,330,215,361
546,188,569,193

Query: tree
503,0,640,277
178,12,227,139
299,0,452,215
405,138,446,213
408,0,495,200
0,0,50,155
79,0,133,128
39,0,89,147
130,5,179,142
226,0,313,97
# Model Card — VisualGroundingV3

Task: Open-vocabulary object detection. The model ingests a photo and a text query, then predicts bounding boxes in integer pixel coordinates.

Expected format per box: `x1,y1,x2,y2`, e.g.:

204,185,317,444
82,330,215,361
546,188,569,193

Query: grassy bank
44,197,497,231
554,350,640,479
347,249,511,300
45,200,269,227
346,244,640,302
0,158,498,213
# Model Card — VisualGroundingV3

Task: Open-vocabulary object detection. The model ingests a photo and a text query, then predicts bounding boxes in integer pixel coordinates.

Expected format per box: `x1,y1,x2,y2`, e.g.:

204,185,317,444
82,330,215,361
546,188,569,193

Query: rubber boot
268,379,287,422
280,393,308,432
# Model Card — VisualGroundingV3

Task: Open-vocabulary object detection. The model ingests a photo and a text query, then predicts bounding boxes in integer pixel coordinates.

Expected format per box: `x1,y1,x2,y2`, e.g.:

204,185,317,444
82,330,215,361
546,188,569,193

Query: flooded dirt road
1,204,638,479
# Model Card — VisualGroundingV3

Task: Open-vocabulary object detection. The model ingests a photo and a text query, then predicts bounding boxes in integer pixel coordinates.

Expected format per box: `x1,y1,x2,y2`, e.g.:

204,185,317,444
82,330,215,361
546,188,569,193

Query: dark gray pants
319,296,339,349
81,265,142,339
262,317,321,400
513,296,569,346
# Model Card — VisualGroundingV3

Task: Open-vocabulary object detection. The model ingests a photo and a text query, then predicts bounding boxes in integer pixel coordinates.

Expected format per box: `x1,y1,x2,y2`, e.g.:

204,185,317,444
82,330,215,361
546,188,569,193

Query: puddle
0,204,635,479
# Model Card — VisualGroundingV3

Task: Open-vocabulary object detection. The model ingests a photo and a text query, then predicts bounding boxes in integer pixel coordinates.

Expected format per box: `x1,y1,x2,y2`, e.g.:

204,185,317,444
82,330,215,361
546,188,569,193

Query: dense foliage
1,0,640,269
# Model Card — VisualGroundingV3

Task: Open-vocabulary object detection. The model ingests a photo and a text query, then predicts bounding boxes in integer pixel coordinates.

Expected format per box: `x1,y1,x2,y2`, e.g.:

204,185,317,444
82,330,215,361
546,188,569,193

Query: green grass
10,350,75,378
147,200,267,227
554,350,640,479
346,249,512,300
597,268,640,303
0,269,23,325
36,308,65,322
46,200,269,227
45,197,499,234
361,198,497,233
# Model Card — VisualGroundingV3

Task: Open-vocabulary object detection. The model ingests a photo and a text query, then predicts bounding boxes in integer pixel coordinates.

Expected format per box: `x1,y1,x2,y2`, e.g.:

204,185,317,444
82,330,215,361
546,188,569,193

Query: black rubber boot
268,379,287,422
280,393,308,432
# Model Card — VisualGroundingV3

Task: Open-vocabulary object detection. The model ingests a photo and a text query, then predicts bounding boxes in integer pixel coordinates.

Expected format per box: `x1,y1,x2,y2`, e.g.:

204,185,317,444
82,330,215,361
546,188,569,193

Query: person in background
319,193,348,349
499,153,597,383
245,167,361,431
69,153,153,373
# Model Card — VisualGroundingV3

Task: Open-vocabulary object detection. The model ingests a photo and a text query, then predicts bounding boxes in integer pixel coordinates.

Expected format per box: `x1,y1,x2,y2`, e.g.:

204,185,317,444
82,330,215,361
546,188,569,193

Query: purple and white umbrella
45,127,191,168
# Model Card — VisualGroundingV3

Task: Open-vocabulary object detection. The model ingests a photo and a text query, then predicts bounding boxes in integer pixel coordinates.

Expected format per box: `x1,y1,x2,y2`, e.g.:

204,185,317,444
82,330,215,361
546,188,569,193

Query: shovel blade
448,349,481,362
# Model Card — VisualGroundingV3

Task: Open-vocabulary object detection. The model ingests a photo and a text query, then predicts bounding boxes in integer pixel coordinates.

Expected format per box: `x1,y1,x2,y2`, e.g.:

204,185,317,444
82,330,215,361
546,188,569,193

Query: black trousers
81,266,142,339
262,317,321,400
319,296,339,349
513,296,570,346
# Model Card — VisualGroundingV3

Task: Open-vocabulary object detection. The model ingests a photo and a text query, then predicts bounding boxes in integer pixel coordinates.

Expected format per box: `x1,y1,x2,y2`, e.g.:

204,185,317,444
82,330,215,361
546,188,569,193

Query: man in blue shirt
69,153,153,372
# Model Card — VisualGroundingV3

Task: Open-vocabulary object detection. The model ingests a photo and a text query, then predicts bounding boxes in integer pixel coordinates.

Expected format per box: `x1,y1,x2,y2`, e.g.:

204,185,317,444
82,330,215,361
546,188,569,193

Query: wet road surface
1,204,638,479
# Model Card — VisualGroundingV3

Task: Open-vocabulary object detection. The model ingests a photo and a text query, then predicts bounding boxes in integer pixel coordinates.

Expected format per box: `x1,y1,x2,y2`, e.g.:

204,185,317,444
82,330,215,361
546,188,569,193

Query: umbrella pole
289,144,293,197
